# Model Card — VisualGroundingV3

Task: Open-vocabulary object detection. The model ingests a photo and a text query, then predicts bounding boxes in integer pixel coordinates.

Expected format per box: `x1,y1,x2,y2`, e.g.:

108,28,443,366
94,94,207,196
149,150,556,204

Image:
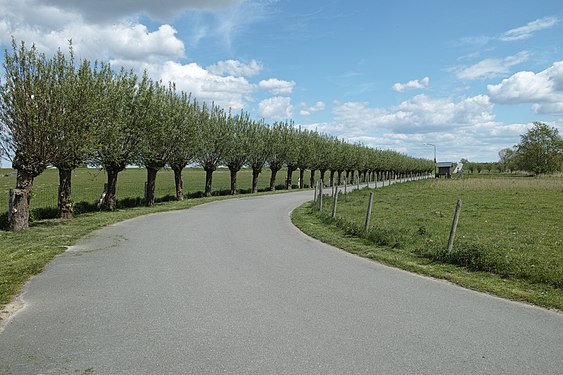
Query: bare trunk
204,167,214,197
299,169,305,189
337,170,343,186
145,167,158,206
252,167,261,193
286,167,295,190
309,170,316,189
319,169,326,185
105,169,119,211
229,167,239,195
172,165,184,201
329,170,336,186
269,168,279,191
57,167,73,219
9,169,34,231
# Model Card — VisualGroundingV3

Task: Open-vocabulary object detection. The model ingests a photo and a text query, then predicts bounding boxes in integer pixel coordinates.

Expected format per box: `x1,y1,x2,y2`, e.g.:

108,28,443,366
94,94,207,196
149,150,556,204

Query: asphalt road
0,188,562,374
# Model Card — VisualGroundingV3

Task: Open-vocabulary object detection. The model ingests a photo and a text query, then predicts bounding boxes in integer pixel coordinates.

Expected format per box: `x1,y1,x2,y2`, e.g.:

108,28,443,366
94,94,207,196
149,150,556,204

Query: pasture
0,167,276,219
293,176,563,309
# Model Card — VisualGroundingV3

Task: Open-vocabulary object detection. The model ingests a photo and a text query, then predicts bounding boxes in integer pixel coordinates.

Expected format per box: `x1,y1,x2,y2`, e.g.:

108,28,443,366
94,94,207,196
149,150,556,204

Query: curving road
0,189,562,374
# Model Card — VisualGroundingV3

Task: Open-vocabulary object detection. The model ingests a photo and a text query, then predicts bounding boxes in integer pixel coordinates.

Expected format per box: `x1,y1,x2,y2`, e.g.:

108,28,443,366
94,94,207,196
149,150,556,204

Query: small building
437,162,454,178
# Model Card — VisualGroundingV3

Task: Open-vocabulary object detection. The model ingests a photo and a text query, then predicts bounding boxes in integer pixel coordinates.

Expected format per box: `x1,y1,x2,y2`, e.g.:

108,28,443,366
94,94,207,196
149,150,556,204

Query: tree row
0,40,433,231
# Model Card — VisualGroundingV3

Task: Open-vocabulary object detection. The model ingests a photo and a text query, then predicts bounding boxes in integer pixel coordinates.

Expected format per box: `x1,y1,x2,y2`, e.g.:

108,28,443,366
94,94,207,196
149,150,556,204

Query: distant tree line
0,40,433,231
462,122,563,175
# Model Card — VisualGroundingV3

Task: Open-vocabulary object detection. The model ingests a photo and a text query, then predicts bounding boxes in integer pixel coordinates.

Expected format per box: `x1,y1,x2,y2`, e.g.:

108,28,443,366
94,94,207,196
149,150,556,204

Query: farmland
0,167,275,221
292,176,563,309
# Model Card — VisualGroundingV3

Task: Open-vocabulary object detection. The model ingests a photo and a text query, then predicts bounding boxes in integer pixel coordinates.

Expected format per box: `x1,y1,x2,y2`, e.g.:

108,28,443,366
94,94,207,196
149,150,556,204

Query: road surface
0,188,562,374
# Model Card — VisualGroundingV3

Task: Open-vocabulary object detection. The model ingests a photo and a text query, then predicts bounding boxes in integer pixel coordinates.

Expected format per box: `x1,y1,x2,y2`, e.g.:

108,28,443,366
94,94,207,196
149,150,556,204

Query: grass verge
291,178,563,311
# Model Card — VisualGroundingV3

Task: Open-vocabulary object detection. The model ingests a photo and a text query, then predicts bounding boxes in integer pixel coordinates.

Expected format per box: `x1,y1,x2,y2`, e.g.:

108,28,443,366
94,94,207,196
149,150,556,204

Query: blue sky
1,0,562,162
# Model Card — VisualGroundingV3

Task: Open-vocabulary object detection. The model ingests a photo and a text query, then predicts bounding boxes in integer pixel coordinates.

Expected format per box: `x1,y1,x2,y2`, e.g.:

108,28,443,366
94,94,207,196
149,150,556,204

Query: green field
293,176,563,309
0,167,278,219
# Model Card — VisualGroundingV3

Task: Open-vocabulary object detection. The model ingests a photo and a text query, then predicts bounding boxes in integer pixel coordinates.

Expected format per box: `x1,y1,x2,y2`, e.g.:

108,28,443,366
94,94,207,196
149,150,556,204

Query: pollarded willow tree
49,49,101,219
224,110,252,195
137,82,189,206
296,129,314,189
0,40,61,230
92,69,152,210
246,119,270,193
194,103,231,197
266,121,289,191
283,123,300,190
167,94,199,201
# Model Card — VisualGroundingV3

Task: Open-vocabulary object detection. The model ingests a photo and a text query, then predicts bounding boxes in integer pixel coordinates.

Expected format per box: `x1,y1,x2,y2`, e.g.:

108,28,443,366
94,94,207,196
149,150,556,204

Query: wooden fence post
319,180,323,211
364,191,374,233
331,190,338,218
447,199,463,253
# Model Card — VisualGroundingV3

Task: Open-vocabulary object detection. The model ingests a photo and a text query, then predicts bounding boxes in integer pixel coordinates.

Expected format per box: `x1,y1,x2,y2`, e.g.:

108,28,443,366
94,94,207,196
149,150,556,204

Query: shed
437,162,453,178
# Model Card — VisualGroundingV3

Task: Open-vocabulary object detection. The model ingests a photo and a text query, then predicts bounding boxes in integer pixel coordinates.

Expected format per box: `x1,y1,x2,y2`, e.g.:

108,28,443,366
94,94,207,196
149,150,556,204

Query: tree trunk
329,170,336,186
57,167,73,219
252,167,261,193
269,168,279,191
299,169,305,189
9,169,35,231
204,167,214,197
229,167,240,195
145,167,158,206
319,169,326,185
337,170,343,186
286,167,295,190
172,165,184,201
309,170,315,188
105,169,119,211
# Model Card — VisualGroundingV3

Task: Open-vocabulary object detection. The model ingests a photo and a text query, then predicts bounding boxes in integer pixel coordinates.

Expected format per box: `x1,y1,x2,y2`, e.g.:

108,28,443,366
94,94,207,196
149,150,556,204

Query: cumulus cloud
299,101,326,116
207,59,262,77
333,94,495,134
258,78,296,94
500,16,558,41
392,76,429,92
141,61,255,110
487,60,563,114
455,51,529,80
0,0,186,62
258,97,293,120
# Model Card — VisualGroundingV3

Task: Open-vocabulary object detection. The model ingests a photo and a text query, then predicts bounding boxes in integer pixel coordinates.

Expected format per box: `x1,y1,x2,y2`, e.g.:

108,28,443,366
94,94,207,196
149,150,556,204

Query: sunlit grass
293,176,563,309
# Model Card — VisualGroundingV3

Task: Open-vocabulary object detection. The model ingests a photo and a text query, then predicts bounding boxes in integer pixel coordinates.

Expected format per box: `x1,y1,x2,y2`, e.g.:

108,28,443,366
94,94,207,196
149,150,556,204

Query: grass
292,176,563,310
0,167,276,217
0,167,291,308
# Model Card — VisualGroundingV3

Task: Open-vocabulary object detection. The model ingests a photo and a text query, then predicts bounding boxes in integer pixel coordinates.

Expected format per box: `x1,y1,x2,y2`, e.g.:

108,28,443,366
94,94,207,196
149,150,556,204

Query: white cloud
487,60,563,114
500,16,558,41
0,0,185,62
207,59,262,77
299,101,326,116
333,94,495,134
258,78,296,94
455,51,529,80
258,97,293,120
140,61,255,110
392,76,429,92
